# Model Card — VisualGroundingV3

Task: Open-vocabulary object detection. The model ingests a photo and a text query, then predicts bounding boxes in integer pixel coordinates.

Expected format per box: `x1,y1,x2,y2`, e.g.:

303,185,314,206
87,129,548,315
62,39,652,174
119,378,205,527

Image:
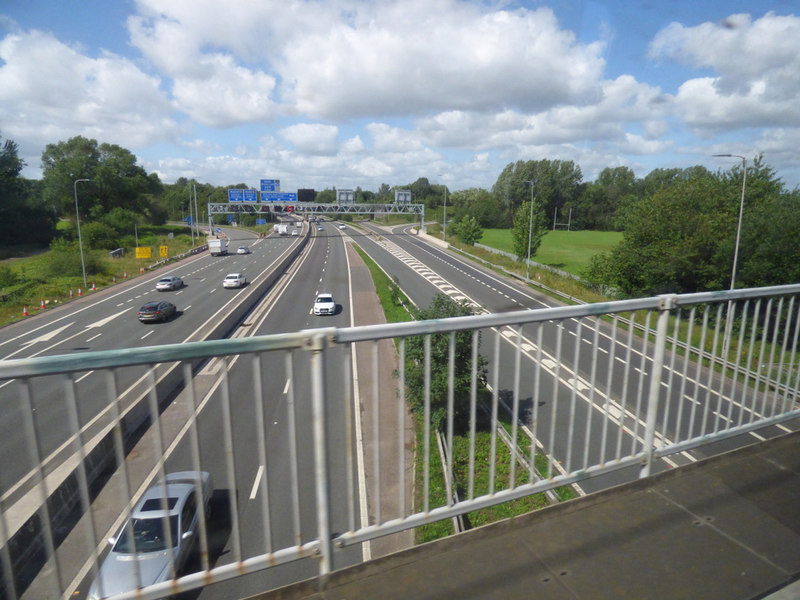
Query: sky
1,0,799,194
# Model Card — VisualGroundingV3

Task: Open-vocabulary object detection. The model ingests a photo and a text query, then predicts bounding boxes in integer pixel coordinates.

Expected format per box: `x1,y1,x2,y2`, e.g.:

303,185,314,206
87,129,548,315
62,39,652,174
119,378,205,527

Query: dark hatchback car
138,300,177,323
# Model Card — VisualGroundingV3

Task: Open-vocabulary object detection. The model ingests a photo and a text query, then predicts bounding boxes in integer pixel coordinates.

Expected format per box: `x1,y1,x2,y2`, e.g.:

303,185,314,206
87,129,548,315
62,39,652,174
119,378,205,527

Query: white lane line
283,379,291,394
76,371,94,383
249,465,265,500
141,331,154,340
86,333,102,343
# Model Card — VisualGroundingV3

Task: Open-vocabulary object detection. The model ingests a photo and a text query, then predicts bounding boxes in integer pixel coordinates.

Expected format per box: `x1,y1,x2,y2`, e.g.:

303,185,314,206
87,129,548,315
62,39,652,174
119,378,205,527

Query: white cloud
282,2,606,120
0,29,178,167
649,12,800,132
279,123,339,155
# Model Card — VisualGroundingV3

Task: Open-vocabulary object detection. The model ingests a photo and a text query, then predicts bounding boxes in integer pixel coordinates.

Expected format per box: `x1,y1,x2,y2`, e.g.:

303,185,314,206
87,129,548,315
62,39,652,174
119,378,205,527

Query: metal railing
1,285,800,599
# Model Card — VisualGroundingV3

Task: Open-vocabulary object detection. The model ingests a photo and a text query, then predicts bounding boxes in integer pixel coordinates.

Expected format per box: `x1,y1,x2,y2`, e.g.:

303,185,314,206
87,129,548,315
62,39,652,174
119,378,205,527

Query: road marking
86,333,102,343
141,331,154,340
283,379,291,394
86,308,130,329
249,465,264,500
18,323,73,348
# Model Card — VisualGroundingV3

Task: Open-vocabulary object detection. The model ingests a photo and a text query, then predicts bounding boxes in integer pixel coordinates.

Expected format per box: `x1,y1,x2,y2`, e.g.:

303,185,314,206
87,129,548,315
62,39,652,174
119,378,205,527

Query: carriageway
1,285,799,599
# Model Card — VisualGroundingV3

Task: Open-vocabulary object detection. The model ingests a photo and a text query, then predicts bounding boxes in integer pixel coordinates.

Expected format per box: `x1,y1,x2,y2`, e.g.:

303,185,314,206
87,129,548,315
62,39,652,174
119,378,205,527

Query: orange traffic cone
23,305,28,317
92,282,96,292
78,288,82,296
40,298,45,309
69,289,74,298
123,272,128,279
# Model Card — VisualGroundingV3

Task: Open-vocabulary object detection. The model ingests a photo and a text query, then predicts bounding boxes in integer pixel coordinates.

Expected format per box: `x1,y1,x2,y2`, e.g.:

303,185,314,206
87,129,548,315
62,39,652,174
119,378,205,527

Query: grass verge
353,239,578,545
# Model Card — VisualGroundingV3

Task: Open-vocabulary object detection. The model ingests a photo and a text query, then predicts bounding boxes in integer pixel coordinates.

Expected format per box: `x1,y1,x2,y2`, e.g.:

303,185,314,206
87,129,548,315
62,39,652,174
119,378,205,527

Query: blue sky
2,0,799,193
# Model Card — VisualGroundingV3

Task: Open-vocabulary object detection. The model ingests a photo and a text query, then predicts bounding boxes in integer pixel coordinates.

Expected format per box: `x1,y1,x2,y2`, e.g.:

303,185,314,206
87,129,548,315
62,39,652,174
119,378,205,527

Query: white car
236,246,250,255
339,224,346,229
222,273,247,288
87,472,212,600
313,293,336,316
291,229,299,236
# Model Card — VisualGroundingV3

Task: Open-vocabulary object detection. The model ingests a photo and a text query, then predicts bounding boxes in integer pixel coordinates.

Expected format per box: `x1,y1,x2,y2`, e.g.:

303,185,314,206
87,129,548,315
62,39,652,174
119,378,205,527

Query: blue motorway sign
256,219,267,225
228,188,244,202
261,192,297,202
243,189,257,202
260,179,280,192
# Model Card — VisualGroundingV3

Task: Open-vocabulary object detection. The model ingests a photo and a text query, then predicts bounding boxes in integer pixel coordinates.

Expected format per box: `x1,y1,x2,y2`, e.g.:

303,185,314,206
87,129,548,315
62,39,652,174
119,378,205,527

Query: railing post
307,330,333,575
640,294,676,478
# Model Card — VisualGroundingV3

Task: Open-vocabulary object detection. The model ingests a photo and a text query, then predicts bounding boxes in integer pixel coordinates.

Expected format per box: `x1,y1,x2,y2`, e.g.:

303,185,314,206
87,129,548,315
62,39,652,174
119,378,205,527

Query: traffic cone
92,282,96,292
78,288,82,297
112,275,116,284
40,298,45,310
23,305,28,317
123,272,128,279
69,289,74,298
140,267,144,274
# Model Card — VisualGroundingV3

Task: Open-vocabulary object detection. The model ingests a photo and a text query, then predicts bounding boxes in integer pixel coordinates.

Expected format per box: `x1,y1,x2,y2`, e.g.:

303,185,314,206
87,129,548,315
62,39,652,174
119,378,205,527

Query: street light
439,178,448,240
713,154,747,291
73,178,92,288
524,181,535,280
713,153,747,361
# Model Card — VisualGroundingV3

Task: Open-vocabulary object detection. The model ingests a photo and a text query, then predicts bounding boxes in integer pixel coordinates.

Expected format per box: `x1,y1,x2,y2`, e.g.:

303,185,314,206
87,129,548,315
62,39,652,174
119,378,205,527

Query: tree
511,199,547,262
0,134,57,245
404,294,487,432
572,166,640,230
584,168,735,295
41,136,163,225
492,159,583,226
451,188,507,228
452,215,483,245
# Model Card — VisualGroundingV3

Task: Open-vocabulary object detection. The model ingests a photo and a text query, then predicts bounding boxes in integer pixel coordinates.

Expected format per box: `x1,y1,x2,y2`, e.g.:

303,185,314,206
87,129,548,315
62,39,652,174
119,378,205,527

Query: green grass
479,229,622,275
0,225,200,326
352,240,578,544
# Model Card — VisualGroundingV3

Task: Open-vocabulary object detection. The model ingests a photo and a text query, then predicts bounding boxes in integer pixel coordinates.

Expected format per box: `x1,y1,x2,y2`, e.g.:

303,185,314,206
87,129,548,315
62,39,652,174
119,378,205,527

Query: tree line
2,133,798,299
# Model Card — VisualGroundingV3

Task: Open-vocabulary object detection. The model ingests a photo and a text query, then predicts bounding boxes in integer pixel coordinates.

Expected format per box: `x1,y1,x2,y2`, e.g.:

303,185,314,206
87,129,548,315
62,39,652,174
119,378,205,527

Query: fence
1,285,800,599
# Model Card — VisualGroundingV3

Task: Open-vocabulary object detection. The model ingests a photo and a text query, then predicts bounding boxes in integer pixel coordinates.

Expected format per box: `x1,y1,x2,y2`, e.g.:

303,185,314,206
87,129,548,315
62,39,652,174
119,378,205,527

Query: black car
137,300,176,323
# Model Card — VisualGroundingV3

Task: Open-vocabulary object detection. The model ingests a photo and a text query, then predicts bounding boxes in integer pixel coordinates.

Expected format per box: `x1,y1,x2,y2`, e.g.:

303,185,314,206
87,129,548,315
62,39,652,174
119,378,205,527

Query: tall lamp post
524,180,535,280
439,179,448,240
713,153,747,360
73,178,92,289
713,154,747,291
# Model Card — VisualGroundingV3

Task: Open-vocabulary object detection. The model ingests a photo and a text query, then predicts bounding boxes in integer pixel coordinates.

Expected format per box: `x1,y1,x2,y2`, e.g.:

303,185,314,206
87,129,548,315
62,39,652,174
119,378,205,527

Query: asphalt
247,429,800,600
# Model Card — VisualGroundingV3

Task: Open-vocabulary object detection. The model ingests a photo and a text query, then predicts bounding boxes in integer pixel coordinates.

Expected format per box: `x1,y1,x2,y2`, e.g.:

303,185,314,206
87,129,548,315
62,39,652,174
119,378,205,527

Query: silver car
87,472,213,600
155,276,183,291
313,293,336,315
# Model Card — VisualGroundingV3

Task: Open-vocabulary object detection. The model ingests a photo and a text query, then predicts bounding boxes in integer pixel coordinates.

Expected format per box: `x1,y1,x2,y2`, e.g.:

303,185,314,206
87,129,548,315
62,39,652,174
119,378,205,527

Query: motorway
6,218,797,599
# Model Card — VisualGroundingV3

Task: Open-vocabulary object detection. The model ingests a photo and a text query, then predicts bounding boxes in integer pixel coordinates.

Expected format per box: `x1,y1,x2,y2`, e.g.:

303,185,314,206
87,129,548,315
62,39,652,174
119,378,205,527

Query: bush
81,222,119,250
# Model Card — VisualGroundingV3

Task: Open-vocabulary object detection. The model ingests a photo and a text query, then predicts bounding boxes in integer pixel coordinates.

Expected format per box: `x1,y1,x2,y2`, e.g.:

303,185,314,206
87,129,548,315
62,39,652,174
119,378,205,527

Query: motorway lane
356,224,800,484
0,229,302,500
119,225,364,599
350,224,718,491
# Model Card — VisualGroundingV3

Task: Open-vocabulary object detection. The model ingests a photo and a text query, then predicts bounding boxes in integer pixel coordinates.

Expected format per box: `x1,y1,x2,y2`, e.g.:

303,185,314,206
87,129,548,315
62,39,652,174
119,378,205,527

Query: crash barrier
1,284,800,599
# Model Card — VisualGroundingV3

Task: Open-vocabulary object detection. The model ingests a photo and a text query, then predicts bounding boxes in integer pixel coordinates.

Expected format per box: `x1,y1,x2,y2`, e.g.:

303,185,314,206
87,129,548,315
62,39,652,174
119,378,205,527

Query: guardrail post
307,330,334,576
640,294,676,478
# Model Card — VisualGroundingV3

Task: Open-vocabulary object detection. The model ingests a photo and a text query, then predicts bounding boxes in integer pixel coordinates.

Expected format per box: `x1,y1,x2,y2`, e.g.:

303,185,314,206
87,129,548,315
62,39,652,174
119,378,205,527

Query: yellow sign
160,245,168,257
135,247,152,259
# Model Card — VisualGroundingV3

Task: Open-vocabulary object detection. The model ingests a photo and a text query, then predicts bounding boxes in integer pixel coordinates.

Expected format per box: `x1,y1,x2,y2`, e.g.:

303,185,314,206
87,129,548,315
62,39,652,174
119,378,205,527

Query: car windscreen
113,515,179,553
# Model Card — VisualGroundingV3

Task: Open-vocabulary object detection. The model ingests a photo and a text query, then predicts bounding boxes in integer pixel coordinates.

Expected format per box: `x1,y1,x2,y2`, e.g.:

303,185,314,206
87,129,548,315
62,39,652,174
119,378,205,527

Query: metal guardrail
1,285,800,599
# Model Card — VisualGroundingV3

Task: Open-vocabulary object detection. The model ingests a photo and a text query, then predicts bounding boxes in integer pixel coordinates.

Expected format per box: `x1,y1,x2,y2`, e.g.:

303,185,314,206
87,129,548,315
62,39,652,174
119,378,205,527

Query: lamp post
524,180,535,280
713,153,747,360
73,178,92,288
440,180,448,240
713,154,747,291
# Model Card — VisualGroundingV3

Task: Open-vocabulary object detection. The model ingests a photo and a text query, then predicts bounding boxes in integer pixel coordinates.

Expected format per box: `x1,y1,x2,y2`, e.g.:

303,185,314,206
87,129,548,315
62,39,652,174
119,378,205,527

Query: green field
479,229,622,275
